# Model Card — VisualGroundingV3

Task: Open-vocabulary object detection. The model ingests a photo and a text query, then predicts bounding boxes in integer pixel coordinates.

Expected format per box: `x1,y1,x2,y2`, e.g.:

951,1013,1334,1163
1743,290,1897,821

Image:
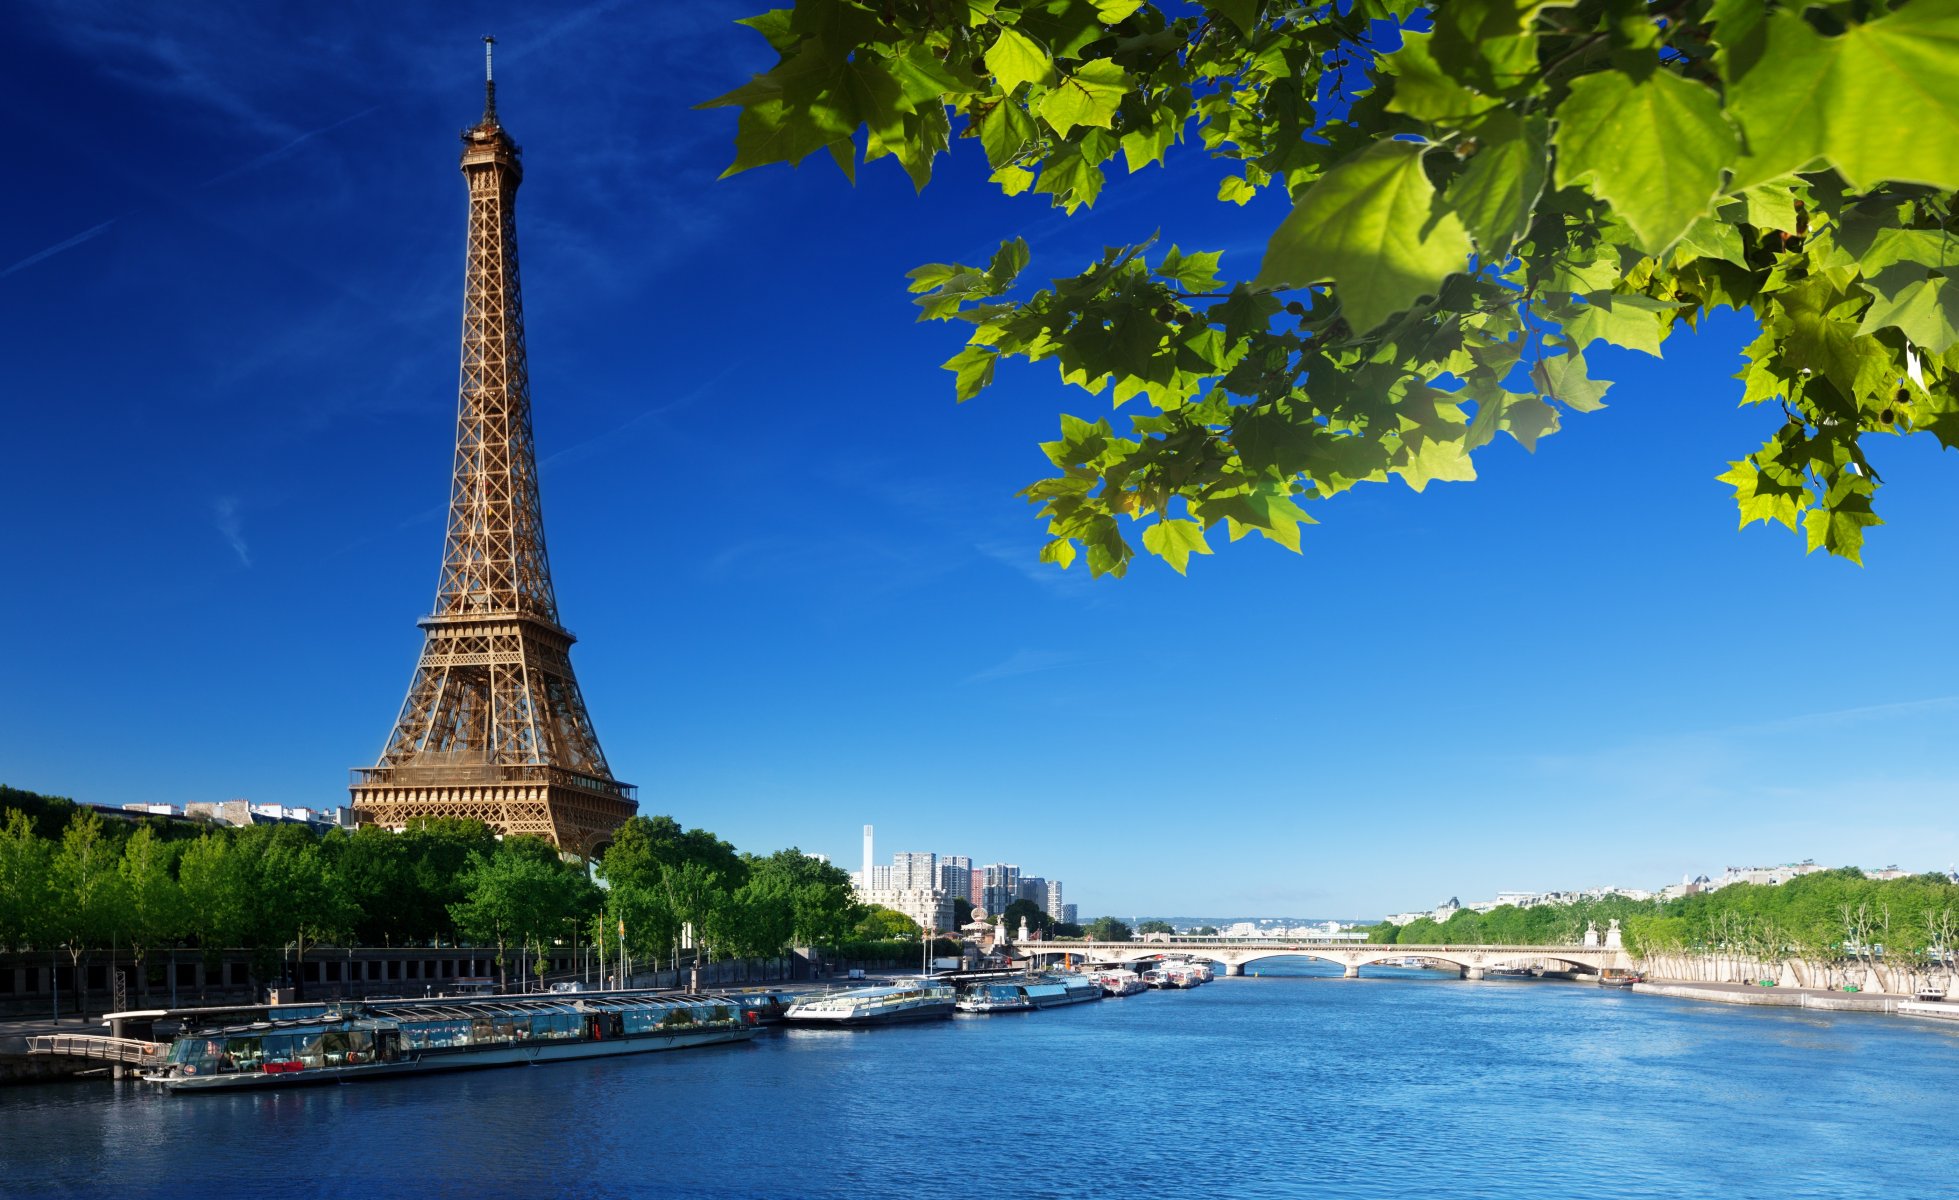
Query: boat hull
784,1000,955,1027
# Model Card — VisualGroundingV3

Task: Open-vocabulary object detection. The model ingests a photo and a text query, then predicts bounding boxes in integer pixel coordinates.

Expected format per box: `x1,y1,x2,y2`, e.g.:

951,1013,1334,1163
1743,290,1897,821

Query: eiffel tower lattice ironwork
351,42,636,856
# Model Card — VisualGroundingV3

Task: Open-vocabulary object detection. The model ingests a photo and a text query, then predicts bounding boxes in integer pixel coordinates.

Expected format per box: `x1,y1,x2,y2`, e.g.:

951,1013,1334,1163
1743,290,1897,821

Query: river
4,960,1955,1198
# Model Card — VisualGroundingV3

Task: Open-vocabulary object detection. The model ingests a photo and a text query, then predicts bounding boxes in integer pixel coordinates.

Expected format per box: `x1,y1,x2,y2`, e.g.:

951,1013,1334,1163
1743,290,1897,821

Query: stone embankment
1633,980,1919,1014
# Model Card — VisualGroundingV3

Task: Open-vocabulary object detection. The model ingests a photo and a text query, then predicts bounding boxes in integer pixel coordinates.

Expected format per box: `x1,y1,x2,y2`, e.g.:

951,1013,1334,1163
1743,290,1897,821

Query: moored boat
1094,970,1148,997
956,983,1034,1014
1021,974,1103,1008
1598,969,1642,989
142,993,757,1092
783,982,956,1026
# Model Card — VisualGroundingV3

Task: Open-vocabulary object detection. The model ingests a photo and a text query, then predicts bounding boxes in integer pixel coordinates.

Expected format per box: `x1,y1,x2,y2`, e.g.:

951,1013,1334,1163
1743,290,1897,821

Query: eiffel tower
351,41,636,856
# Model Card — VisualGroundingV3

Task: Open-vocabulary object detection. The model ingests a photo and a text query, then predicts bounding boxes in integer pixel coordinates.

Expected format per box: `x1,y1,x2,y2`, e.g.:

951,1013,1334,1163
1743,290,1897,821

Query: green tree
712,0,1959,574
1086,916,1133,942
1192,925,1220,936
118,826,183,1003
953,896,975,928
1000,898,1054,938
450,837,592,991
0,808,52,953
177,832,254,994
856,905,922,941
47,809,128,1014
1136,919,1176,936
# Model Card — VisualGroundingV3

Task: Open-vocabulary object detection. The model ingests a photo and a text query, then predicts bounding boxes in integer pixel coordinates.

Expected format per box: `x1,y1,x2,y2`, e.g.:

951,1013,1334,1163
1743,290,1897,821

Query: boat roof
178,992,743,1036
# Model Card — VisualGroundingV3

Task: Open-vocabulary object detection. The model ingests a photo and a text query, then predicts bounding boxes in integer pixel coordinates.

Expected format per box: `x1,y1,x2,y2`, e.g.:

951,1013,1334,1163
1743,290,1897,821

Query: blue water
5,961,1957,1198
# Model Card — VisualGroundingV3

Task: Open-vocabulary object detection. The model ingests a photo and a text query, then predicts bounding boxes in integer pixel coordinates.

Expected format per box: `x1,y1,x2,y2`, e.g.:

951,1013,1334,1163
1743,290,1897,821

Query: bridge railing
26,1034,162,1066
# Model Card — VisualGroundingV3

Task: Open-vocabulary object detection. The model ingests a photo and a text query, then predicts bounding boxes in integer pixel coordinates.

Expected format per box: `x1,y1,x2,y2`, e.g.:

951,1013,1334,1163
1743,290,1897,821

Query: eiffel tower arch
351,42,636,857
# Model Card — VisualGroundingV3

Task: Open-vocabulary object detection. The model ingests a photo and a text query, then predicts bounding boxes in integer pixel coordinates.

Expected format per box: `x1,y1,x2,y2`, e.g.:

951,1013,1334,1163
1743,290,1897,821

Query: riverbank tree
0,786,877,1001
1368,870,1959,977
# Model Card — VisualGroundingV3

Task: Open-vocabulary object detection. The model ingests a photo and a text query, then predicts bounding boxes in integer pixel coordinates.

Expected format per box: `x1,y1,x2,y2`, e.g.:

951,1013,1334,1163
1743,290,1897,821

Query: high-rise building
1017,876,1049,912
892,851,937,891
1046,879,1064,917
936,855,972,900
1059,903,1077,925
349,44,635,855
982,863,1020,917
869,864,893,889
861,825,874,887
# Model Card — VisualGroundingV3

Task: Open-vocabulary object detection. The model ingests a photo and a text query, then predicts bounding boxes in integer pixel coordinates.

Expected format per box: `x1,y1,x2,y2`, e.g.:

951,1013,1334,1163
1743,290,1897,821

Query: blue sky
3,2,1956,919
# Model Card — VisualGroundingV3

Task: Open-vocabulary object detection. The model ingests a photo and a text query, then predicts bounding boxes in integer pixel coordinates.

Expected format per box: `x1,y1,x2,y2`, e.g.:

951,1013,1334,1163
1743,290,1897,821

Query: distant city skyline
3,3,1957,918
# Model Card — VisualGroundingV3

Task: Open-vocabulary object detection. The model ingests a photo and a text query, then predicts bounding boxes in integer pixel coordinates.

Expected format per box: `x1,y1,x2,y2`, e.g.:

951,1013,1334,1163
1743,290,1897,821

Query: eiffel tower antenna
482,35,496,121
350,50,637,857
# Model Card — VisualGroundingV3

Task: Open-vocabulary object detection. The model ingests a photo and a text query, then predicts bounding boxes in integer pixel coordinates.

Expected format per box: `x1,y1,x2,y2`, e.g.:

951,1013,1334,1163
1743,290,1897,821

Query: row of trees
0,788,886,1008
1367,870,1959,969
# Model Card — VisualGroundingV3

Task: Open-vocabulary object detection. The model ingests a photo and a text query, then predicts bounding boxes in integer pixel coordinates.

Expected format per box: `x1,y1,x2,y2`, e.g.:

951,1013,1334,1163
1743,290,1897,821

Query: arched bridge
1015,939,1632,979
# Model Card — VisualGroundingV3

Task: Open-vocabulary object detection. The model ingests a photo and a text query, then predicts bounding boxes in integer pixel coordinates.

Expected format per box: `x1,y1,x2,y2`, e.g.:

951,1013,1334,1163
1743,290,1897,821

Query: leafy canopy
708,0,1959,572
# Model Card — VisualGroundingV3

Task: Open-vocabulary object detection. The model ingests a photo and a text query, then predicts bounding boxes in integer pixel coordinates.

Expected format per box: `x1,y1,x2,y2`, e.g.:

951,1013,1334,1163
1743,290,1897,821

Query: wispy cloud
540,368,733,471
1719,694,1959,738
201,104,385,188
963,648,1081,685
213,497,251,566
1,219,118,280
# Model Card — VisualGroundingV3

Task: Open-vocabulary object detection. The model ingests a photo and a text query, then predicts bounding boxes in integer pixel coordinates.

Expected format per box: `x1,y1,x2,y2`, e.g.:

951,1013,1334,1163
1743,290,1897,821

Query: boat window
321,1030,349,1066
296,1033,325,1069
174,1038,229,1073
230,1035,269,1071
264,1025,301,1064
345,1030,375,1064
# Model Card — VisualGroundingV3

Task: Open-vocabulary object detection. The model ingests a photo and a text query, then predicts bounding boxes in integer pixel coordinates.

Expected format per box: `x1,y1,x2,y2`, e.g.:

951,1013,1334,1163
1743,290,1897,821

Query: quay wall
1632,981,1909,1014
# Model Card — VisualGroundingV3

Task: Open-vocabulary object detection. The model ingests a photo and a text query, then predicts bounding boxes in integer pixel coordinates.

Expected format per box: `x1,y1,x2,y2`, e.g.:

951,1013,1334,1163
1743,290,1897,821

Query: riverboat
956,983,1034,1014
1022,974,1103,1008
1094,970,1148,997
1487,966,1534,980
1598,969,1642,989
782,982,956,1026
141,994,758,1092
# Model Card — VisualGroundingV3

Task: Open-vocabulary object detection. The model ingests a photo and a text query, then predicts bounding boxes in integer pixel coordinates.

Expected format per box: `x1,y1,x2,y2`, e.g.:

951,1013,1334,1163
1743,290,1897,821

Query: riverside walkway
1015,938,1634,978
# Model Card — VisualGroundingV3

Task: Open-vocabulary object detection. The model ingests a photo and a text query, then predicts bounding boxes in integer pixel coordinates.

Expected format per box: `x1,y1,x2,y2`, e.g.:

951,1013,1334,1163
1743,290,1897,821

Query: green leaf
1563,292,1671,357
1857,275,1959,356
1671,215,1749,270
1429,0,1572,92
979,101,1040,169
1217,176,1257,205
1094,0,1146,20
1205,0,1261,36
1727,5,1959,191
985,28,1055,96
1038,60,1130,137
943,345,997,400
1385,31,1500,125
1531,351,1612,412
1733,178,1802,233
1717,458,1805,532
1255,140,1474,334
1803,498,1881,564
1142,518,1213,574
1553,67,1738,255
1156,246,1223,292
1038,537,1078,569
1444,110,1548,256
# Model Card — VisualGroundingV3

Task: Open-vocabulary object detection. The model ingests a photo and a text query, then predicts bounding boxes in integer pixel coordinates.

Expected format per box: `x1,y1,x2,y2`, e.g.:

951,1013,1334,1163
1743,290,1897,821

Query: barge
141,993,757,1092
782,982,956,1026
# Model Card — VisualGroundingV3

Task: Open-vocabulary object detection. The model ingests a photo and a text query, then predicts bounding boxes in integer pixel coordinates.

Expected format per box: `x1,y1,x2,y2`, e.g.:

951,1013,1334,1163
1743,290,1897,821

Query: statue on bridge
1605,919,1623,950
1583,921,1600,948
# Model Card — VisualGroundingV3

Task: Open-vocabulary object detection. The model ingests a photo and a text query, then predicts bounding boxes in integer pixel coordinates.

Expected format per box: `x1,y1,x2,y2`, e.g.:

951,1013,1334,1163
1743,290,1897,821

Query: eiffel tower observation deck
351,41,636,856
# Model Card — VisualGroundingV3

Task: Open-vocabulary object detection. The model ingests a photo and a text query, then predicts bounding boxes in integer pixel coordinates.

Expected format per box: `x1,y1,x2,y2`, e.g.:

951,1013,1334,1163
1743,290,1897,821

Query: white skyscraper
861,825,874,889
